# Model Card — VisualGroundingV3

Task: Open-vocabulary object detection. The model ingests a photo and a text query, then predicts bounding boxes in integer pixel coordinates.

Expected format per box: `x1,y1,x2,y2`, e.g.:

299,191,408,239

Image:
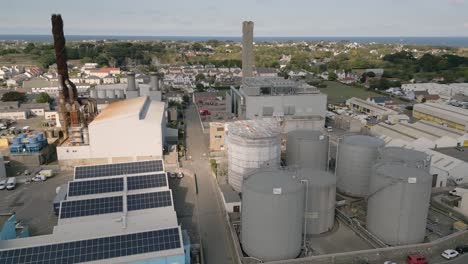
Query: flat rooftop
433,147,468,163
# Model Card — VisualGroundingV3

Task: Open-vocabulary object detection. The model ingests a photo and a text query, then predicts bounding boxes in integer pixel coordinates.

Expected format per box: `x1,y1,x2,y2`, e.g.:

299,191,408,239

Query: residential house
102,75,117,84
84,75,101,85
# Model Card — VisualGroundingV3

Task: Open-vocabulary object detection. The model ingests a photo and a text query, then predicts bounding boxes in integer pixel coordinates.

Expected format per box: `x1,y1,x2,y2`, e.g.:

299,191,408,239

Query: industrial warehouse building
346,97,397,120
57,96,167,169
413,103,468,132
0,160,190,264
371,120,468,186
226,77,327,133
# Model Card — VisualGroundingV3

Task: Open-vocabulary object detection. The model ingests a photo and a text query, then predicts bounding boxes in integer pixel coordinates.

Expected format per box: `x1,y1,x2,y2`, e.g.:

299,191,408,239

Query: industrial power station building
226,77,327,132
57,96,166,169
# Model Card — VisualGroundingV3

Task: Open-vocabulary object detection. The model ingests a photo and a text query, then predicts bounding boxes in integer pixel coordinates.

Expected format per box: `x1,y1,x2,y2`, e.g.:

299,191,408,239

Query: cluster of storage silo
90,88,125,99
334,135,433,246
234,127,336,262
233,125,434,261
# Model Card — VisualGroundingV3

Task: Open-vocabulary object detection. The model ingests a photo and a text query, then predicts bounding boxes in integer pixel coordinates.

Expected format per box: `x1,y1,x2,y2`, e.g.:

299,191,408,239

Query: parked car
441,249,459,260
32,175,46,182
326,126,333,132
406,254,428,264
6,177,17,190
455,245,468,254
0,179,6,190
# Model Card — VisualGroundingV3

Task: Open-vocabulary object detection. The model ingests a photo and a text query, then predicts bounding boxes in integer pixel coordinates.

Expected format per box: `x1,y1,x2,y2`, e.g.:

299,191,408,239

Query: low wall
266,230,468,264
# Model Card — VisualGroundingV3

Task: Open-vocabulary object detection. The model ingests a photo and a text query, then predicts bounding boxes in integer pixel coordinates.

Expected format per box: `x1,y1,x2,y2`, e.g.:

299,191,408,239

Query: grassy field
318,81,382,103
0,54,39,66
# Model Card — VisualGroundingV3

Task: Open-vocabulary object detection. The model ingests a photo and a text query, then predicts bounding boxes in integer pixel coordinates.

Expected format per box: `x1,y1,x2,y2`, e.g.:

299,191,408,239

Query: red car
199,109,210,116
406,254,428,264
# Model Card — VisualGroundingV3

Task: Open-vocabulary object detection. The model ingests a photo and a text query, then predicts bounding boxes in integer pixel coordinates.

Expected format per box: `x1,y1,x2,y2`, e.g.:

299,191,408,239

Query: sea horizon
1,34,468,47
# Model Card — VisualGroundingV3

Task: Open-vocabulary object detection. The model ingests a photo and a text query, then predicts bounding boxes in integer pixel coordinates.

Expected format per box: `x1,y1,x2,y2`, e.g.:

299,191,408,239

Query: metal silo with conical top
366,163,432,245
336,135,384,197
241,168,304,262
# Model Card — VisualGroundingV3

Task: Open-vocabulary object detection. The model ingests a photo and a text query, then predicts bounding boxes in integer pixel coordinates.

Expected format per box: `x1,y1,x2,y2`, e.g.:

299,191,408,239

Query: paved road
431,253,468,264
183,104,236,264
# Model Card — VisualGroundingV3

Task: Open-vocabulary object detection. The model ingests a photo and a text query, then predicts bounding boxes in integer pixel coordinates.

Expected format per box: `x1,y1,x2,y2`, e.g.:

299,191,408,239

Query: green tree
195,73,206,82
24,43,36,53
36,92,51,104
195,83,206,92
182,94,190,104
328,72,338,81
1,92,27,102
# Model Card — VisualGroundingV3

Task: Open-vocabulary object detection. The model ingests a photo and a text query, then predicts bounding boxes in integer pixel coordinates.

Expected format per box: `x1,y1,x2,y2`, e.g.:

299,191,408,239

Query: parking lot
0,171,72,235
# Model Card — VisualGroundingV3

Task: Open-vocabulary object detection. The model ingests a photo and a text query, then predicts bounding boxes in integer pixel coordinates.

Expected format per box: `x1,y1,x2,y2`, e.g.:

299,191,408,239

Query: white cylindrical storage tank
226,120,281,192
97,89,106,99
286,130,329,170
366,164,432,245
89,88,97,98
115,89,125,99
241,168,304,262
336,135,384,197
298,168,336,234
106,89,116,99
378,147,431,171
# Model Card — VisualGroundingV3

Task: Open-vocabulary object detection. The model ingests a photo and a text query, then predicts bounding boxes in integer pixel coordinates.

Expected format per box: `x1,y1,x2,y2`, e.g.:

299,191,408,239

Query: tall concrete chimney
242,21,254,83
150,72,159,91
126,71,139,99
127,71,137,91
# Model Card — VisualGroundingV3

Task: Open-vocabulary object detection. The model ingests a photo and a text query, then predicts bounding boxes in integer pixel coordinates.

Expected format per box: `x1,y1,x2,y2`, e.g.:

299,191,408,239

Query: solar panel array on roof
60,196,123,219
0,228,181,264
68,178,124,197
127,191,172,211
75,160,163,179
127,173,167,190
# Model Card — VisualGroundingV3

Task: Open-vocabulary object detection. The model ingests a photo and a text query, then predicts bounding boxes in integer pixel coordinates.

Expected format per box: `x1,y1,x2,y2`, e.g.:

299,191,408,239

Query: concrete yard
0,171,72,236
308,220,374,255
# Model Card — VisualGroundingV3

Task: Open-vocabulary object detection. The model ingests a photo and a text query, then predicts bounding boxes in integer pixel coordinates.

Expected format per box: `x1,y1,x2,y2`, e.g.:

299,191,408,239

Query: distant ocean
1,35,468,47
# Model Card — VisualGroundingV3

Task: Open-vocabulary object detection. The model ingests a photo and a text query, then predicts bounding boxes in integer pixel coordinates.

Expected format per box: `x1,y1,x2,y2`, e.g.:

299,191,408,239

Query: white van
6,177,16,190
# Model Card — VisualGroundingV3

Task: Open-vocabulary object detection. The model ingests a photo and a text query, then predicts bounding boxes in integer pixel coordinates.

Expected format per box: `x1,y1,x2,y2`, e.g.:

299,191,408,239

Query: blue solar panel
68,178,124,197
75,160,164,179
60,196,123,219
127,173,167,190
127,191,172,211
0,228,181,264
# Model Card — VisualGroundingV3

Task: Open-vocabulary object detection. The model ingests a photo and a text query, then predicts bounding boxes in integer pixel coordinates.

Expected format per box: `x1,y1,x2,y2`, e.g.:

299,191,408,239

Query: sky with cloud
0,0,467,36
